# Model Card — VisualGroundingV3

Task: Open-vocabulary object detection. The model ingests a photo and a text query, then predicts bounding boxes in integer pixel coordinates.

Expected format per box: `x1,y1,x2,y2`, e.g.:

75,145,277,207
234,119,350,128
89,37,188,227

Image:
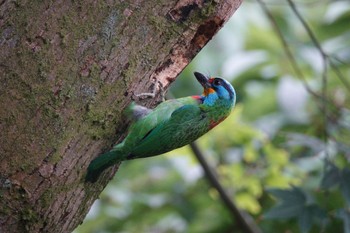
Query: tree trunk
0,0,242,232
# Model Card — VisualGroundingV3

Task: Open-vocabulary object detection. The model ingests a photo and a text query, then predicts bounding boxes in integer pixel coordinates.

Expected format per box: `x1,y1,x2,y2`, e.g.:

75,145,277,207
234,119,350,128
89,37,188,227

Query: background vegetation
75,0,350,232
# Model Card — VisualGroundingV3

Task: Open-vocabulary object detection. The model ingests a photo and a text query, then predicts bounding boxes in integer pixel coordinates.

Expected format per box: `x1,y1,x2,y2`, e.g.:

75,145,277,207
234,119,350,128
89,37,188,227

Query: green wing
129,104,206,158
86,97,202,181
117,97,202,158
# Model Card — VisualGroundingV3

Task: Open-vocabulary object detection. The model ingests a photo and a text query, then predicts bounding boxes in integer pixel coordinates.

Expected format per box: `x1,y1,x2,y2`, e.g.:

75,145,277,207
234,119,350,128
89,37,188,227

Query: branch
284,0,331,149
257,0,350,108
255,0,320,99
256,0,347,147
285,0,350,92
189,142,263,233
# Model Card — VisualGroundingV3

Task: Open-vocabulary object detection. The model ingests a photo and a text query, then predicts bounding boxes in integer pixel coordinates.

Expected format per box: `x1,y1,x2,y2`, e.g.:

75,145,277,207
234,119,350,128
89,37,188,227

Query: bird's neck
203,98,233,129
202,94,233,108
202,94,233,117
202,93,217,106
192,94,234,129
193,94,234,113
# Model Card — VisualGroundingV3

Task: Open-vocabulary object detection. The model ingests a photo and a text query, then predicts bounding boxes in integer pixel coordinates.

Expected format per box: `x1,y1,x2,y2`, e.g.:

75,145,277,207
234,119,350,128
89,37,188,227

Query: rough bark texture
0,0,242,232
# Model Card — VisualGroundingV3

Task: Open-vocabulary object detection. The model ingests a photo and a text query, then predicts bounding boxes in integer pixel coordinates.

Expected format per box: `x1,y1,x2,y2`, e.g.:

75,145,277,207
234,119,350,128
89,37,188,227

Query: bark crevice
0,1,242,232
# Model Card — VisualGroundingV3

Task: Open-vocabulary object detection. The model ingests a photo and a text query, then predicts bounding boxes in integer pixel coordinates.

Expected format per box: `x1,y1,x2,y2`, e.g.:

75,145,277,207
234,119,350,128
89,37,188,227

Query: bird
86,72,236,182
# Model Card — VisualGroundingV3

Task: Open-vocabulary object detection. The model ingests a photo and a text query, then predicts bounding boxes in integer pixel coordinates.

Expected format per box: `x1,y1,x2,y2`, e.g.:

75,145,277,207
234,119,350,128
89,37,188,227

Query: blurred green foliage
75,1,350,232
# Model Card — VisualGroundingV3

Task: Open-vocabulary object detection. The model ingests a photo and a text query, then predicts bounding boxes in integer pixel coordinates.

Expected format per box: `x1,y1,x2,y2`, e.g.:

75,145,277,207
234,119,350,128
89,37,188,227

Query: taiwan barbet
86,72,236,182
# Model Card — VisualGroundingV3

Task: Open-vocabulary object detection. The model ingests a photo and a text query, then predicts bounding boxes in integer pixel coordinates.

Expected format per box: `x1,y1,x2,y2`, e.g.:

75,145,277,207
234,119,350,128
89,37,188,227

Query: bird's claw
135,79,165,102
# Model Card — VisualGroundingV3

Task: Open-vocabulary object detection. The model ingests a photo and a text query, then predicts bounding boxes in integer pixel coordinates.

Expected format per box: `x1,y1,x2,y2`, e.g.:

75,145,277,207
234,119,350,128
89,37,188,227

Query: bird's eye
213,79,221,86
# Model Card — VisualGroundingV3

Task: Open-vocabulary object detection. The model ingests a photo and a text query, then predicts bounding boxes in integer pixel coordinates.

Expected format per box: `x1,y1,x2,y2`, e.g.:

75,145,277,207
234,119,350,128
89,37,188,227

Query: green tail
85,150,123,183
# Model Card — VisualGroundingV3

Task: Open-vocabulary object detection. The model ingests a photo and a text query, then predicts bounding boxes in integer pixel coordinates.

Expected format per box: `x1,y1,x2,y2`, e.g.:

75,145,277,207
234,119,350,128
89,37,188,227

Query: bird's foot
135,79,165,102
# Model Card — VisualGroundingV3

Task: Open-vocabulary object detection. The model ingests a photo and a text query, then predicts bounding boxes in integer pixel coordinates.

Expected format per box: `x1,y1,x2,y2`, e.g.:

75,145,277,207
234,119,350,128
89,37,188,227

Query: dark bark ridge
0,1,242,232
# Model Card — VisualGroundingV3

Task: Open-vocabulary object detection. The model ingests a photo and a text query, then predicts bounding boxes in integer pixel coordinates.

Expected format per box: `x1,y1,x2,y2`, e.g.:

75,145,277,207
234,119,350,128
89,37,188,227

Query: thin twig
256,0,349,142
167,92,260,233
166,93,261,233
330,61,350,92
255,0,321,100
285,0,330,150
285,0,350,92
285,0,324,55
190,142,263,233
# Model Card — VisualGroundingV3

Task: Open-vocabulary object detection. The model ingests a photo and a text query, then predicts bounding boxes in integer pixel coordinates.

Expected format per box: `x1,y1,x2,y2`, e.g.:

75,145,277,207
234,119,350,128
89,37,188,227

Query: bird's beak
194,72,210,89
194,72,214,96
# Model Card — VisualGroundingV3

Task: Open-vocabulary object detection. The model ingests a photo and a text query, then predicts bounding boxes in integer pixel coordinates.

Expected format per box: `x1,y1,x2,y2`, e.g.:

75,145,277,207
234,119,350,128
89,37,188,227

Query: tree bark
0,0,242,232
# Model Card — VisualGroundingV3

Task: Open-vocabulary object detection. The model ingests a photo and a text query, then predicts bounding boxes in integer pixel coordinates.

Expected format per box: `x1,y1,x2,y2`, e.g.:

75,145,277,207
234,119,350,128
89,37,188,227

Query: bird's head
194,72,236,106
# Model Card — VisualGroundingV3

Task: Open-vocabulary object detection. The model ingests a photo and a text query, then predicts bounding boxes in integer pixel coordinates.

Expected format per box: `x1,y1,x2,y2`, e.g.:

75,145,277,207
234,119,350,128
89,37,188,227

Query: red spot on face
191,95,203,103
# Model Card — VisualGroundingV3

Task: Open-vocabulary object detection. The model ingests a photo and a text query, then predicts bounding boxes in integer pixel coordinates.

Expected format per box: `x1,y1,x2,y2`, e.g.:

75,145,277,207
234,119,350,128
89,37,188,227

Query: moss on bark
0,0,242,232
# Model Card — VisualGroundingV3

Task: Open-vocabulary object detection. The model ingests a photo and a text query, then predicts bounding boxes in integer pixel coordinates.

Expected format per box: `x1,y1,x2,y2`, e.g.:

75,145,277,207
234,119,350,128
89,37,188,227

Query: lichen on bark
0,0,242,232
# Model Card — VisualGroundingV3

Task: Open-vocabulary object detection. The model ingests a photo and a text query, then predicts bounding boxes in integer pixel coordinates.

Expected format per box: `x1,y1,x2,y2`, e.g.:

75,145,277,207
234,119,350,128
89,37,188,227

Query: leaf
340,168,350,204
264,187,306,219
268,187,306,204
285,133,325,155
264,202,304,219
264,143,288,166
345,214,350,233
321,162,341,189
336,208,350,233
235,192,261,214
298,205,328,233
298,206,312,233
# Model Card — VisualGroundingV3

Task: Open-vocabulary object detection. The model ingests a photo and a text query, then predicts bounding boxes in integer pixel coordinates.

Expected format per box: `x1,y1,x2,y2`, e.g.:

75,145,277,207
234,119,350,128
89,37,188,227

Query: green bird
86,72,236,182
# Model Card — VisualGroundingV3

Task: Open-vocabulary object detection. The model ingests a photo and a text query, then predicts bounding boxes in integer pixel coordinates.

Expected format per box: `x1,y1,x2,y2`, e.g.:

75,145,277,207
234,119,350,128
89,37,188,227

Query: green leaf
298,205,328,233
298,206,312,233
345,213,350,233
340,168,350,205
286,133,325,154
264,187,306,219
336,208,350,233
268,187,306,204
264,202,304,219
321,162,341,189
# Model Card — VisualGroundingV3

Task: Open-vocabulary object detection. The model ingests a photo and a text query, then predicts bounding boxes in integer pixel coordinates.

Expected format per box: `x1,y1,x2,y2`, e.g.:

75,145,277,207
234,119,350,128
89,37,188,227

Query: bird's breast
209,116,227,129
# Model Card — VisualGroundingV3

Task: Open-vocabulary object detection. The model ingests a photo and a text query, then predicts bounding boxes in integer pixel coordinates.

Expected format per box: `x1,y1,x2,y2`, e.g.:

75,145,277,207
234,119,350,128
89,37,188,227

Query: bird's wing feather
119,97,201,156
130,104,203,157
140,104,200,141
119,99,185,150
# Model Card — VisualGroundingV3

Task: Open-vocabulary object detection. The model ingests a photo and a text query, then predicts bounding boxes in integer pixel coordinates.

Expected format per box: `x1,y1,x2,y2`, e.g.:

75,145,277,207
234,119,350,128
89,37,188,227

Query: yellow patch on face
203,88,215,96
